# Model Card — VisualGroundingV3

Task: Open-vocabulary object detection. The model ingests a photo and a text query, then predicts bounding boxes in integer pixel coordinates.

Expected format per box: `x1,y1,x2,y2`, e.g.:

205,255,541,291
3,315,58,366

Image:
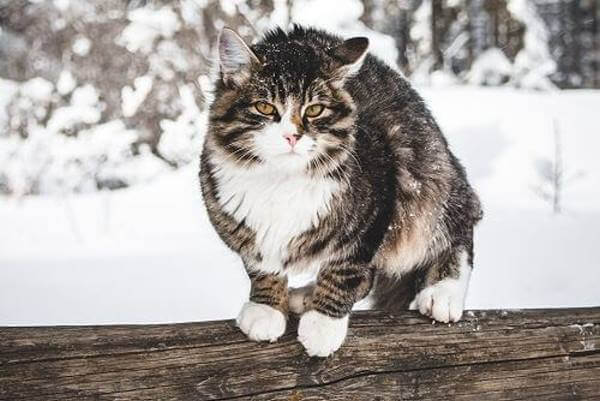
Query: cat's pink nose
284,133,299,147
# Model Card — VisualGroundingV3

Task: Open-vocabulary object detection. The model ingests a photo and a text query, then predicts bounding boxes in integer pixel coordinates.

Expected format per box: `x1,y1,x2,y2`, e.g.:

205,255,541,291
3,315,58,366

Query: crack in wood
1,308,599,400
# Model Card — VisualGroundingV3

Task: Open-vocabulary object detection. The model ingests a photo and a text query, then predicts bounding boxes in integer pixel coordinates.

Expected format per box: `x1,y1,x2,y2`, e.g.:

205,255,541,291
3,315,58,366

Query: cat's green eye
255,101,276,116
304,104,325,118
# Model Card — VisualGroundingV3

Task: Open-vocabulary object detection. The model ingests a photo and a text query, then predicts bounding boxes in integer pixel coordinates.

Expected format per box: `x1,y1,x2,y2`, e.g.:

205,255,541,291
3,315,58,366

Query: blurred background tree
0,0,598,195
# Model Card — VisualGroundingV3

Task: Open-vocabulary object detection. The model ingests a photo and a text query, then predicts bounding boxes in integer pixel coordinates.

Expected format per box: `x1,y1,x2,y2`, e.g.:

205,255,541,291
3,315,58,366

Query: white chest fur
214,162,340,273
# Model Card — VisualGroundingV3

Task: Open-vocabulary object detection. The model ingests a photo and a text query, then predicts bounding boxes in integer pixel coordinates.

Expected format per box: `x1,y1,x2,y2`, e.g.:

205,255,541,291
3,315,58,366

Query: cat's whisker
314,149,350,186
221,147,250,165
200,25,481,358
218,143,260,168
335,142,362,173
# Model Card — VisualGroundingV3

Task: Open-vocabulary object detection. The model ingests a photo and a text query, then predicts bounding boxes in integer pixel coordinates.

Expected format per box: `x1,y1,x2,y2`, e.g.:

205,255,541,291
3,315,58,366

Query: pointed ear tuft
329,37,369,81
218,28,260,83
332,37,369,66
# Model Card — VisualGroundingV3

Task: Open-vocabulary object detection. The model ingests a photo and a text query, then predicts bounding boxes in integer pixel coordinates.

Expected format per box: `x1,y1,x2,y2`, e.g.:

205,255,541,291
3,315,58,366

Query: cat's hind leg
237,272,288,342
409,247,472,323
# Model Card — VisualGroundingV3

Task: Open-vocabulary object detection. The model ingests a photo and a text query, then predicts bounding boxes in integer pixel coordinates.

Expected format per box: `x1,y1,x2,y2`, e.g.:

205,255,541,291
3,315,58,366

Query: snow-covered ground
1,86,599,325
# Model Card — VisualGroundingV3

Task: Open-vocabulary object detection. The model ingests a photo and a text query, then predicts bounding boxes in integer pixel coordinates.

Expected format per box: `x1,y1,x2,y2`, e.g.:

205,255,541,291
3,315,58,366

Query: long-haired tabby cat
200,25,482,357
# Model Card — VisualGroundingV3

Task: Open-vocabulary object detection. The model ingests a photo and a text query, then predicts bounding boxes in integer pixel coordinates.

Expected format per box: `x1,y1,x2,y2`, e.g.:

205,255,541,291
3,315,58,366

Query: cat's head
208,26,368,174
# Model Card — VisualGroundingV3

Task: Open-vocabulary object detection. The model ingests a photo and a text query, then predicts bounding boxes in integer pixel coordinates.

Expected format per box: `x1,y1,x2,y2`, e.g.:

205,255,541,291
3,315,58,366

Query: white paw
297,310,348,357
409,279,466,323
236,302,286,342
288,284,314,314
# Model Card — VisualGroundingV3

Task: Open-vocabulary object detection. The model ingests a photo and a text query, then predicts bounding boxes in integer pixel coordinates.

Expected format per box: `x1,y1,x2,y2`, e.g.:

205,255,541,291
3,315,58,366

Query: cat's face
209,27,368,174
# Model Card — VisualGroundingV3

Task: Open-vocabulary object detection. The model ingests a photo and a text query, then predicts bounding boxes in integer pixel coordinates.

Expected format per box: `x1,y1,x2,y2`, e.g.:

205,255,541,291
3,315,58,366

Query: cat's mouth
275,150,303,159
266,149,311,170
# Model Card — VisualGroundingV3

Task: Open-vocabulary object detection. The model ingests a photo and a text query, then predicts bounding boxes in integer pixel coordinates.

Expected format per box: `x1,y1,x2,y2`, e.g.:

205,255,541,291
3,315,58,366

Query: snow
20,77,54,101
0,79,19,125
47,84,101,134
469,209,600,310
421,87,600,211
1,86,598,325
219,0,240,17
467,47,513,86
269,0,290,28
121,75,153,117
289,0,399,70
149,40,190,81
117,6,181,54
291,0,363,29
70,83,100,106
429,70,460,87
410,0,431,52
508,0,557,90
157,84,208,166
5,118,168,195
72,35,91,57
56,70,77,95
0,166,245,325
180,0,209,25
53,0,70,12
408,0,433,84
0,77,173,196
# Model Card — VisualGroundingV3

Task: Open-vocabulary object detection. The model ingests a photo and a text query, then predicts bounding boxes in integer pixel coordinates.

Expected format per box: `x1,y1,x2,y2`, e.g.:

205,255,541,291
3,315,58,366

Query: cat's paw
288,284,315,315
236,302,286,342
297,310,348,357
409,279,466,323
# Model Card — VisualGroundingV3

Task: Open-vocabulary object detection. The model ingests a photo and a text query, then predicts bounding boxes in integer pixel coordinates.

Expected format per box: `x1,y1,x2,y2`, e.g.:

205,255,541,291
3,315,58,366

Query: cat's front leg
237,271,289,342
298,263,374,357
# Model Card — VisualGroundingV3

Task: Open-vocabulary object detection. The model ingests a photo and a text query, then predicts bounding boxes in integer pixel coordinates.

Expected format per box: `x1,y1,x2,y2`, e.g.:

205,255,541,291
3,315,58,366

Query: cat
199,25,482,357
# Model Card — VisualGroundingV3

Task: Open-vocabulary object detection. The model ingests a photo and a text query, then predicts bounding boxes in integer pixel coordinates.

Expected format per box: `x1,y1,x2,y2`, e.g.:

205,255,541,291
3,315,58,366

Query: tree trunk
431,0,444,71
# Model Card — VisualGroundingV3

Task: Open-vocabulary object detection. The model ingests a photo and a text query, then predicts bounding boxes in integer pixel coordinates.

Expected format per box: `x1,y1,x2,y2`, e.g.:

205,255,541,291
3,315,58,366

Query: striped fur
199,26,482,354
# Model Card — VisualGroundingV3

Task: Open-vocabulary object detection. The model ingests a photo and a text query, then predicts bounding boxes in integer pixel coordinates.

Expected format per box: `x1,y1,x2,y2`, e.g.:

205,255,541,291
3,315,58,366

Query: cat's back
350,54,435,134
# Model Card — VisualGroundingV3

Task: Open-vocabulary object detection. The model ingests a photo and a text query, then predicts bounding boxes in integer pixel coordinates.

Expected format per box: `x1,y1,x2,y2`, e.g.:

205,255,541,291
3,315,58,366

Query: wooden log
1,308,599,400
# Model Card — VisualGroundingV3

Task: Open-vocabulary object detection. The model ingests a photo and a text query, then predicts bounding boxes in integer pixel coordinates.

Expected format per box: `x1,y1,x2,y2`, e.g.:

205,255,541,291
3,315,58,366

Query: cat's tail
288,284,315,315
368,269,420,313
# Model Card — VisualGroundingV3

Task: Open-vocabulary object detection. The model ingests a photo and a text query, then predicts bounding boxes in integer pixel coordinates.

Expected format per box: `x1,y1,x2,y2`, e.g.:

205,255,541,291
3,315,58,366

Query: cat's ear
331,37,369,80
218,28,260,85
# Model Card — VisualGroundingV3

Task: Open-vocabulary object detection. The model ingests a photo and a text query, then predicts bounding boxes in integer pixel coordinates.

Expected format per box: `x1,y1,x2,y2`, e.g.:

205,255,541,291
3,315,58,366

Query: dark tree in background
0,0,598,195
358,0,599,88
563,0,599,89
431,0,444,71
1,0,598,89
483,0,524,60
0,0,275,157
0,0,279,194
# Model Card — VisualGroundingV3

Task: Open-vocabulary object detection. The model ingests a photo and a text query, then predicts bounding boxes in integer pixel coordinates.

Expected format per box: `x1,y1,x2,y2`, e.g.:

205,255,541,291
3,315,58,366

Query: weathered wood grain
1,308,599,400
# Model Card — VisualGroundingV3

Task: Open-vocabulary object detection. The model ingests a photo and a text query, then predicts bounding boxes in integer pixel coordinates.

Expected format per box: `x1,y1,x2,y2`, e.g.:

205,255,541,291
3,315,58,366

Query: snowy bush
1,0,592,196
290,0,399,70
467,48,513,86
116,6,181,54
409,0,434,83
157,84,208,167
0,78,171,196
121,76,153,118
0,2,214,196
0,0,404,196
507,0,557,90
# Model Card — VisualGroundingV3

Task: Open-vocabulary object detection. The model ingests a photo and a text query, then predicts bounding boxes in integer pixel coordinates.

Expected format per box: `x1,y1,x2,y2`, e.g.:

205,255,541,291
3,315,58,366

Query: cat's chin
264,152,309,171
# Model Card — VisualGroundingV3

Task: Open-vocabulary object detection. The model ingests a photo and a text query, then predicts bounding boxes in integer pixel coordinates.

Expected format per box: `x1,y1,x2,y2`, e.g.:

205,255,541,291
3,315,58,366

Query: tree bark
1,308,599,400
431,0,444,71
